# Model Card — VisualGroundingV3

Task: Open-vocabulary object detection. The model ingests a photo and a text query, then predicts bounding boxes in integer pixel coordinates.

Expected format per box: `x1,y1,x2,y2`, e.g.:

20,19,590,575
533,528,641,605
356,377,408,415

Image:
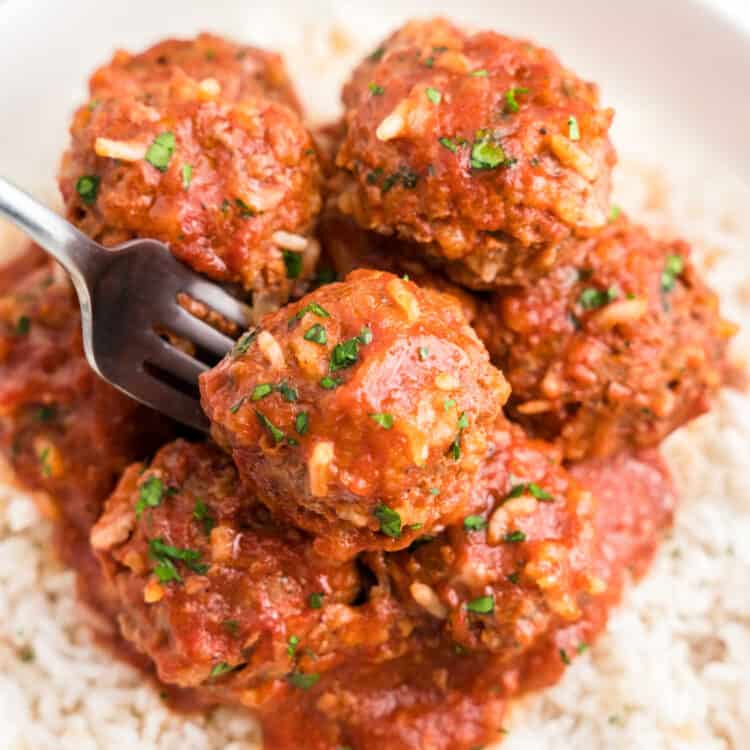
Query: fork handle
0,176,107,291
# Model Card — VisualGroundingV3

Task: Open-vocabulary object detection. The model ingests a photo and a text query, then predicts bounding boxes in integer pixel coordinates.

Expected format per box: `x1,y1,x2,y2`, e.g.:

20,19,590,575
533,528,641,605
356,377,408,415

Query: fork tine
179,276,250,327
160,304,237,357
144,335,209,384
112,365,209,432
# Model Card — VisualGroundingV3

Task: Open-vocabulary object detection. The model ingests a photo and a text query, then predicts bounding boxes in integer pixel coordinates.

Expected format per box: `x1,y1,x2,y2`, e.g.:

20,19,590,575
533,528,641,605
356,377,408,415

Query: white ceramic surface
0,0,749,202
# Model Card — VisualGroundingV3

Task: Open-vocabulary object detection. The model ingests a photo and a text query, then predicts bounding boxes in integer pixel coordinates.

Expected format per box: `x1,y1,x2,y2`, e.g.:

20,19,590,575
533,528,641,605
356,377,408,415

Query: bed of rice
1,27,749,750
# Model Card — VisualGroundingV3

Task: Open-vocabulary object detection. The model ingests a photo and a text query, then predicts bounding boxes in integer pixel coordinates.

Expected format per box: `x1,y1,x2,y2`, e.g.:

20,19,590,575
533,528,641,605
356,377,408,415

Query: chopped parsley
504,86,529,114
429,488,440,495
222,619,240,637
466,595,494,614
329,331,368,371
661,254,684,293
293,302,331,321
277,382,298,402
181,164,193,190
313,267,337,287
287,635,300,658
503,530,527,543
608,204,622,222
251,383,274,401
287,671,320,690
418,346,430,360
35,405,57,422
425,87,442,104
368,46,386,62
295,412,309,435
234,198,255,218
370,412,394,429
471,69,489,77
230,398,247,414
444,398,456,411
368,83,385,96
439,136,457,153
578,286,619,309
448,412,469,460
304,323,327,345
149,537,208,583
76,175,100,205
145,132,175,172
255,410,285,444
463,515,487,532
560,648,571,665
135,476,164,519
14,316,30,336
210,662,236,679
568,115,581,141
282,250,303,279
576,642,589,654
38,447,51,478
193,499,215,535
319,376,340,390
374,503,402,538
507,572,520,585
506,482,553,502
471,132,508,170
232,330,257,358
309,592,324,609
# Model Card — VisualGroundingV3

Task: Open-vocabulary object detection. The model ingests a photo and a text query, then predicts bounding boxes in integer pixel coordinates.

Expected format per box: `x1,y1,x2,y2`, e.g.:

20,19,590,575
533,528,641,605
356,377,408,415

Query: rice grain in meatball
333,18,616,288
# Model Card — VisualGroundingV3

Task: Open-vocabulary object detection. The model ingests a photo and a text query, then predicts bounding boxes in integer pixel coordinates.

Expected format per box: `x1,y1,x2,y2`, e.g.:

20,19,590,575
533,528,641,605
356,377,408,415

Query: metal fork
0,177,248,431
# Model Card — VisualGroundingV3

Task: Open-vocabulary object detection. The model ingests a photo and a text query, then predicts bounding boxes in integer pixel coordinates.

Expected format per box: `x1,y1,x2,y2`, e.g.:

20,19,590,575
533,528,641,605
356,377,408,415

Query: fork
0,177,248,431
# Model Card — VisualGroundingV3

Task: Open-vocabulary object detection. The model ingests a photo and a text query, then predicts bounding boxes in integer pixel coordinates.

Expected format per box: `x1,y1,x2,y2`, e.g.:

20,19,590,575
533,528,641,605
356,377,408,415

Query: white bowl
0,0,749,199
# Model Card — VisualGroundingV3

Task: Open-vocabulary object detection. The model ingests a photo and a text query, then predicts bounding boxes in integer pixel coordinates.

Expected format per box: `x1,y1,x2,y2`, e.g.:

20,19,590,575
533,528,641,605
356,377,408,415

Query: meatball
383,418,600,659
474,217,734,459
333,18,616,288
59,41,322,309
91,440,413,702
318,210,480,326
87,33,302,112
200,269,510,559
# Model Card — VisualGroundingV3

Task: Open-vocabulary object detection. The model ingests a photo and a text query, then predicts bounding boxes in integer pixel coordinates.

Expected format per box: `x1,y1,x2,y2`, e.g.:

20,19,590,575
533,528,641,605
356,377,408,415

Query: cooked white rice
0,25,749,750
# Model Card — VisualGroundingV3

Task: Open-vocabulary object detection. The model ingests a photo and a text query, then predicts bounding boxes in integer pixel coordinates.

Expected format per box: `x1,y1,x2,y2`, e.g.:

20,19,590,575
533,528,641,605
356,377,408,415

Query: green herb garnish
135,476,164,519
304,323,327,345
661,254,684,293
277,382,298,402
255,410,285,444
463,515,487,532
504,86,529,114
374,503,402,538
145,132,175,172
282,250,303,279
149,537,208,583
370,412,393,429
425,87,442,104
251,383,274,401
466,595,494,614
578,286,619,309
232,330,258,358
309,592,324,609
439,136,457,153
503,530,527,543
368,83,385,96
319,376,339,390
14,316,30,336
76,175,100,205
295,412,309,435
471,132,507,169
193,499,215,535
418,346,430,360
287,671,320,690
234,198,255,218
181,164,193,190
568,116,581,141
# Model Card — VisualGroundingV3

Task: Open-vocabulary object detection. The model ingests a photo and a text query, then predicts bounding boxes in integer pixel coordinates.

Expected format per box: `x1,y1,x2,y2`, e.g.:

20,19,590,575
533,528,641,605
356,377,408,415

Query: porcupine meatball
200,269,510,560
317,209,480,326
382,417,601,660
474,216,734,459
59,36,322,309
332,18,616,288
91,440,412,702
